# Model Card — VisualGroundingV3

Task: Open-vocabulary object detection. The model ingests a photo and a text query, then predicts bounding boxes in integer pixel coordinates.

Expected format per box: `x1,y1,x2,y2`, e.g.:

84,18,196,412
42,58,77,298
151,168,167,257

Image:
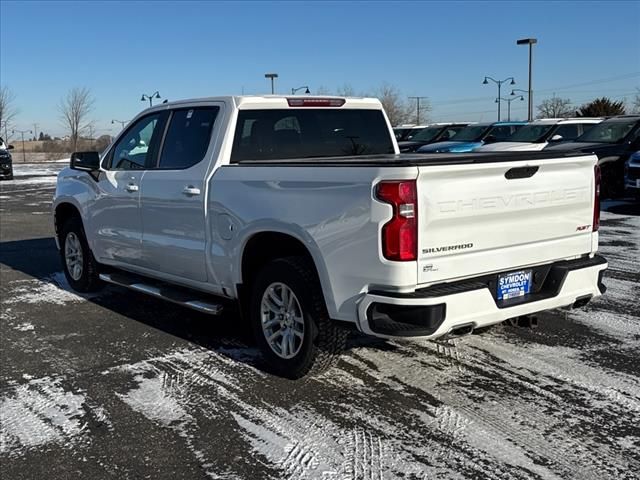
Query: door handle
126,183,139,192
182,186,201,196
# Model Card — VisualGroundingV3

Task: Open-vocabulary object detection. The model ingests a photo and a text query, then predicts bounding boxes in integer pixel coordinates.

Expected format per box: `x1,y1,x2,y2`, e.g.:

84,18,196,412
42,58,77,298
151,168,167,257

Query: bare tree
336,83,357,97
536,96,574,118
0,85,19,141
373,83,423,126
58,87,94,152
632,88,640,114
314,85,332,95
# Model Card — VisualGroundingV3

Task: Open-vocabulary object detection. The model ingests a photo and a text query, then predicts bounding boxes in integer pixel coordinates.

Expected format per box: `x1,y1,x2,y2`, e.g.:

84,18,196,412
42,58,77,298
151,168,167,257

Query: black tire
249,256,347,379
59,215,103,293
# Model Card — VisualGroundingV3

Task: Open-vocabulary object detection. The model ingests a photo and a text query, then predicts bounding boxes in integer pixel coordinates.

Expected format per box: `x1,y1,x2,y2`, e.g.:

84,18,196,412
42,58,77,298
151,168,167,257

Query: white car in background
474,118,603,152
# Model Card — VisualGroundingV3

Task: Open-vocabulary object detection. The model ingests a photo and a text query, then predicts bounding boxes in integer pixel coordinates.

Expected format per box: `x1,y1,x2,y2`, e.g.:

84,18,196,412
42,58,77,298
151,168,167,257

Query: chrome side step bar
99,273,223,315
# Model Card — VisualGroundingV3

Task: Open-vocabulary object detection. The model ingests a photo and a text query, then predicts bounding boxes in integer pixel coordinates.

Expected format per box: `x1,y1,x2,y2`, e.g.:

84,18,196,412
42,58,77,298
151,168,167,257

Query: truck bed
236,151,588,167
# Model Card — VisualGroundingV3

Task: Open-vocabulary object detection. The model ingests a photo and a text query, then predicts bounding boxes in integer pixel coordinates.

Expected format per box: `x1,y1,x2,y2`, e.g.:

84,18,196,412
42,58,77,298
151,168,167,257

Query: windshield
449,125,490,142
408,126,442,142
507,124,555,143
231,109,395,161
576,120,637,143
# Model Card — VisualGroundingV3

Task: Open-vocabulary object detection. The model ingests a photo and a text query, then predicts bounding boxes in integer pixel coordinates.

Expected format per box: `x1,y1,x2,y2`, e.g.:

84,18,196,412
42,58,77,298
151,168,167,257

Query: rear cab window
231,108,394,162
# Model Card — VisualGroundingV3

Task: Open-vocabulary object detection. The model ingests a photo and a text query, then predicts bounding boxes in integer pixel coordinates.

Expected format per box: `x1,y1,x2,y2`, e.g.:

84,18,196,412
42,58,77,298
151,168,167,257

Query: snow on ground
12,165,63,177
0,376,88,457
4,272,98,306
0,162,64,189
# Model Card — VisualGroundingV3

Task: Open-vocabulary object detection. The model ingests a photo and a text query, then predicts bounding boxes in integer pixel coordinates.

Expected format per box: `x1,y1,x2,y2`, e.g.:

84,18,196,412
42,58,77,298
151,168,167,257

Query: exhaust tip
448,323,475,338
572,295,593,309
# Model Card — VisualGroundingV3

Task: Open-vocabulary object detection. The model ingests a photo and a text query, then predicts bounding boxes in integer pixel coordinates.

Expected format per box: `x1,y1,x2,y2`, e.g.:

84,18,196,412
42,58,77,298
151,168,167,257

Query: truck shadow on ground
0,237,394,378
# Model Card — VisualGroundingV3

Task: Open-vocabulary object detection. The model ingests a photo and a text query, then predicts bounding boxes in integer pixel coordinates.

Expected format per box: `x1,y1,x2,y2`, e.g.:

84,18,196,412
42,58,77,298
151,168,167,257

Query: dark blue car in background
416,121,526,153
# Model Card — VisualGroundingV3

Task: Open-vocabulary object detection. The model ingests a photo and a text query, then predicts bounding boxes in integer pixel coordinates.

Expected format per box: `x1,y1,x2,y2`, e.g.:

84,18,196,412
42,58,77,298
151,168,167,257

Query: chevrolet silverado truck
52,95,607,379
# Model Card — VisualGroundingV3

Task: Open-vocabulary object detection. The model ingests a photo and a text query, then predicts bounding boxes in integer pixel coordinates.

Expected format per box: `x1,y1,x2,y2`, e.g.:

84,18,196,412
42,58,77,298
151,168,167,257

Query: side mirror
70,151,101,172
7,144,14,150
484,135,497,144
550,134,563,142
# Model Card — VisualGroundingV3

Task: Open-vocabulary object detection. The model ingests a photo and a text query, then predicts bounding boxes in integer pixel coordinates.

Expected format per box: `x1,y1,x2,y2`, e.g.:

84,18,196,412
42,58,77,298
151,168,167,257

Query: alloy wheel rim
260,282,304,359
64,232,84,281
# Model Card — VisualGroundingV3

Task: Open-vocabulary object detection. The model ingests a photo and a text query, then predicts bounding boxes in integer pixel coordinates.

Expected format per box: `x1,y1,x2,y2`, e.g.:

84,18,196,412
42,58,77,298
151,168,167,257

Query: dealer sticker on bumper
497,270,532,300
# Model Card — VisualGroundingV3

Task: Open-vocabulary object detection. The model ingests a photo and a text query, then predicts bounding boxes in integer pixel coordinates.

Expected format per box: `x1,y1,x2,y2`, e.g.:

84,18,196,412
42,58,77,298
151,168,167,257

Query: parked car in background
393,124,427,141
474,118,602,152
0,137,14,180
624,150,640,201
544,115,640,198
52,95,606,378
416,121,526,153
398,123,470,152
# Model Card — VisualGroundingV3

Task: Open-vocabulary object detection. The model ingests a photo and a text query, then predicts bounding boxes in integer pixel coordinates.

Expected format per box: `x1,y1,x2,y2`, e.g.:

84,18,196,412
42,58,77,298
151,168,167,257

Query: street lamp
511,88,528,97
12,129,32,163
291,86,310,95
141,91,161,107
111,119,130,129
482,76,516,121
408,96,429,125
496,96,524,121
265,73,278,94
517,37,538,121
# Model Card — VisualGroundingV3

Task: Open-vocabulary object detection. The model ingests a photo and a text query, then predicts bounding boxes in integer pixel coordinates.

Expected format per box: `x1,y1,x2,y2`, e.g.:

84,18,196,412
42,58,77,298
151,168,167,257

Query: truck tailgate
417,154,596,285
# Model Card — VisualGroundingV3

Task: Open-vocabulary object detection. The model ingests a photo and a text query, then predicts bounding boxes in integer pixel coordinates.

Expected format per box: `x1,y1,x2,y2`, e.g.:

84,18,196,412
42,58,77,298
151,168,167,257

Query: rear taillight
593,164,601,232
286,98,345,107
375,180,418,261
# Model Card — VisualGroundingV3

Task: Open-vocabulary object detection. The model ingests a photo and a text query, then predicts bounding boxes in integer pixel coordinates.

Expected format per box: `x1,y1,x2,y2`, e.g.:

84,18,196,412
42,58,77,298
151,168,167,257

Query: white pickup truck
53,96,607,378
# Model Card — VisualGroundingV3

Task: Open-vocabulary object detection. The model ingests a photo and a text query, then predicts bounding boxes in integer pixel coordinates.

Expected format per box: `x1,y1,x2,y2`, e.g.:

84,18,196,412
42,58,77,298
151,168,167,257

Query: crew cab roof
139,95,384,112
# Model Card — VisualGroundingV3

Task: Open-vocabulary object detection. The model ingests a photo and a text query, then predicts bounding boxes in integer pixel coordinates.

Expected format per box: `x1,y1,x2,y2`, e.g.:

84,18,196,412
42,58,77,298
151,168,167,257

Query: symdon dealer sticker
497,270,533,300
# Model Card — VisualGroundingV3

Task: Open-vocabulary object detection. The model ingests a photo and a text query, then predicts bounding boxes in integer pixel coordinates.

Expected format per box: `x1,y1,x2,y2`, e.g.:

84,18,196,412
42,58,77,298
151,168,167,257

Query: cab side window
157,107,219,169
108,113,165,170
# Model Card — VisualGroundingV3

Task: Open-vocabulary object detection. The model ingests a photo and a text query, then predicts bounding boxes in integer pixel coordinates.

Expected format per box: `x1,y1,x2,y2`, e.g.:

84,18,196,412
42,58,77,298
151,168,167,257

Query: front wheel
60,216,103,293
250,256,347,379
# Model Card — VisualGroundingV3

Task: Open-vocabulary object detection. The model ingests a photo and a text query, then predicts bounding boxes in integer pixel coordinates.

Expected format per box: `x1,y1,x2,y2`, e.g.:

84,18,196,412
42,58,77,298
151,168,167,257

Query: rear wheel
60,216,103,293
250,256,347,379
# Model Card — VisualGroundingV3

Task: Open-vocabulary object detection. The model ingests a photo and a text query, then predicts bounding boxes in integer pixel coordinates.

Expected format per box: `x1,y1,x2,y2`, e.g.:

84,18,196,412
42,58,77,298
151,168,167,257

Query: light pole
496,96,524,121
408,96,429,125
517,38,537,122
111,119,129,129
140,91,161,107
291,86,310,95
483,77,516,121
265,73,278,94
12,129,32,162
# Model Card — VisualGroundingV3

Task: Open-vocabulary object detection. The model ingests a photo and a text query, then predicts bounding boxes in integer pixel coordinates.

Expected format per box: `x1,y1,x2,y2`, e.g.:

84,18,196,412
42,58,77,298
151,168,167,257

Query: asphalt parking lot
1,163,639,480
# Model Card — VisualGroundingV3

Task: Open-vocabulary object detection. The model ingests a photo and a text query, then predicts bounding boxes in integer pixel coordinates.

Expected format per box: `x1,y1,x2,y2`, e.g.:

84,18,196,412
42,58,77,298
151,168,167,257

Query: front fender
53,169,100,249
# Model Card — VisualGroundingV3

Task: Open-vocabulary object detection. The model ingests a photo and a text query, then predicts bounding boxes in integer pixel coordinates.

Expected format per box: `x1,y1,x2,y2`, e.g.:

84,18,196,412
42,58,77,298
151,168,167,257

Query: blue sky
1,0,639,137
